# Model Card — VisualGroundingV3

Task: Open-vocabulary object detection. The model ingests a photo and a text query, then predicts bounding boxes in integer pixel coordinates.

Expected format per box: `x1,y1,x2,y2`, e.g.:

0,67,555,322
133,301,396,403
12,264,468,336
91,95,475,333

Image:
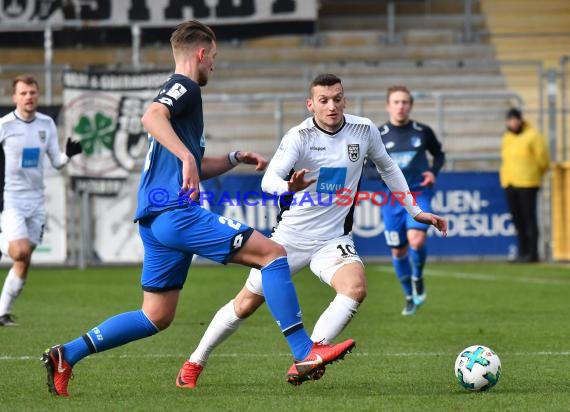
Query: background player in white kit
176,74,447,387
0,74,82,326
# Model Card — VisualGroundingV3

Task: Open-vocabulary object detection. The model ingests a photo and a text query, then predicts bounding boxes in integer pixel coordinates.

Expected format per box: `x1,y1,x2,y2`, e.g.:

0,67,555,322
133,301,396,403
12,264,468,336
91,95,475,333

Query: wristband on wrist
228,151,240,166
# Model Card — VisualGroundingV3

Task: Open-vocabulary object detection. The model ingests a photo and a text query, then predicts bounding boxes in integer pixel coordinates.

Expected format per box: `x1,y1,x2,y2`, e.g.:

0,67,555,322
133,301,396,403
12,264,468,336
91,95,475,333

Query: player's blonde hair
170,20,216,53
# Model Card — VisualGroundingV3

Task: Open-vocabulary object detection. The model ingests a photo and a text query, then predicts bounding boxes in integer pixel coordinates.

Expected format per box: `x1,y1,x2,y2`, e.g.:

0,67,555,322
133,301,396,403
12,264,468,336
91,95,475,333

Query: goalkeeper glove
65,137,83,158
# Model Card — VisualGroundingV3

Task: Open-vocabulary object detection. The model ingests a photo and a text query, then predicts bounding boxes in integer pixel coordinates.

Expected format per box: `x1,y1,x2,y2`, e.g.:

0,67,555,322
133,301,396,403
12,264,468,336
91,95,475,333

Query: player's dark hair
309,73,343,96
387,85,414,105
12,74,39,93
170,20,216,50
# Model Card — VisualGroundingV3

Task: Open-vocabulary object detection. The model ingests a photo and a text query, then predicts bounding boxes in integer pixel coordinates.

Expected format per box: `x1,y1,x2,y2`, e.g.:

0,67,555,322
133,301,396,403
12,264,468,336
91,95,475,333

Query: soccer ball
454,345,501,391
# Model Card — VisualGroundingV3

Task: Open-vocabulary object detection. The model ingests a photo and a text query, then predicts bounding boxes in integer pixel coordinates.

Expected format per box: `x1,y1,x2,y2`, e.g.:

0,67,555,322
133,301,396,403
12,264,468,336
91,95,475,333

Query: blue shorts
381,188,433,248
138,206,254,292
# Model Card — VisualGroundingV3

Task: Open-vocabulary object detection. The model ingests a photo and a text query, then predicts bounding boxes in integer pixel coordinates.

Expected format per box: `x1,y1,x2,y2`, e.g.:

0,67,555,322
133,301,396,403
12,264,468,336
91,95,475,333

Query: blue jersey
135,74,206,221
373,120,445,191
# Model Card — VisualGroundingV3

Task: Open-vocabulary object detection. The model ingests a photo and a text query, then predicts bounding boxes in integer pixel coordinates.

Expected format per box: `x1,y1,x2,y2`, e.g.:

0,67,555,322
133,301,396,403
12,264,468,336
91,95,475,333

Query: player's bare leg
288,262,364,385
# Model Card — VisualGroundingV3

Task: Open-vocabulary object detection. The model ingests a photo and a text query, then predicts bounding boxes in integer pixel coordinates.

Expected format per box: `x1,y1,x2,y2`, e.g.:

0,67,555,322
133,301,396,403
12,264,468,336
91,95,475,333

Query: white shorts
1,201,46,245
245,231,363,296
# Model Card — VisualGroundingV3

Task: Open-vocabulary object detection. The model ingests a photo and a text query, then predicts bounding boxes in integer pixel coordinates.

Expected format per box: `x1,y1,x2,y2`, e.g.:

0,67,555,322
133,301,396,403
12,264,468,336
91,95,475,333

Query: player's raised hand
65,137,83,158
236,151,268,171
287,169,317,192
414,211,447,236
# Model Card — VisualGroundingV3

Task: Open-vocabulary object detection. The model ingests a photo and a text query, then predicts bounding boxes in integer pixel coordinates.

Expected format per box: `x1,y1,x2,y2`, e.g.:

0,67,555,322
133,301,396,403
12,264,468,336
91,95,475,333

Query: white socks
189,299,243,366
311,294,360,345
188,294,360,366
0,269,25,316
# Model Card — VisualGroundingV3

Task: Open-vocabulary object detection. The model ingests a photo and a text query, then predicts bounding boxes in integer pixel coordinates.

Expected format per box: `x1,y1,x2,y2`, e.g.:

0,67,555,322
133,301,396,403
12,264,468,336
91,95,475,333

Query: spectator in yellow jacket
500,108,550,262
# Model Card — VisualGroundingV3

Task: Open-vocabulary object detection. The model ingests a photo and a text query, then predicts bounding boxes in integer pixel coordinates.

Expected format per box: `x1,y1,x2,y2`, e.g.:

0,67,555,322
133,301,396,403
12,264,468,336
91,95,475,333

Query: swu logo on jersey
316,167,347,193
347,144,360,162
21,147,40,168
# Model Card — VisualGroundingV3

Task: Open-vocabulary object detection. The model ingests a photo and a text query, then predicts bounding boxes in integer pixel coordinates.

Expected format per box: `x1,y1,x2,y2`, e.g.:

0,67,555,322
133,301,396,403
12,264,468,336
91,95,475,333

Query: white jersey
262,114,421,241
0,110,67,203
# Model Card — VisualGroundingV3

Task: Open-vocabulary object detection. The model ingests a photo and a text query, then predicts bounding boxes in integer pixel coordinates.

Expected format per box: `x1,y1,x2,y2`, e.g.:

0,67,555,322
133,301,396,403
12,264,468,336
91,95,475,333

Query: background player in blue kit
365,85,445,316
41,20,355,397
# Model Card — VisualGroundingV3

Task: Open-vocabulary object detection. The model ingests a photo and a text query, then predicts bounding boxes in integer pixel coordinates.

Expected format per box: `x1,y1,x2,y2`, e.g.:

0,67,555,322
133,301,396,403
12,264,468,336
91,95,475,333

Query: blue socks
392,255,413,298
62,258,314,365
62,310,159,366
410,247,427,281
260,256,312,361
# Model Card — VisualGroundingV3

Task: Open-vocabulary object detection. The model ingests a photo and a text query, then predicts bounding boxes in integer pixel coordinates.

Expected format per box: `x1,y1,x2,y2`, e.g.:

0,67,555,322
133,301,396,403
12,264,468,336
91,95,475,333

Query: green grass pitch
1,261,569,411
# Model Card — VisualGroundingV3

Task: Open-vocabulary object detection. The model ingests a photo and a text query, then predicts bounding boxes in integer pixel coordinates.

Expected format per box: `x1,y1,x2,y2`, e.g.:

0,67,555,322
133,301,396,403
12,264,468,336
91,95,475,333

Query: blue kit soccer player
41,20,355,397
365,85,445,315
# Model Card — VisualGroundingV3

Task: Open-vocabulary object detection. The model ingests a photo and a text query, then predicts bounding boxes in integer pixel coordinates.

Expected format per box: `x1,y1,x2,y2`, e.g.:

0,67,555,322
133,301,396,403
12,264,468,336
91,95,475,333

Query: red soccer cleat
41,345,73,397
288,339,356,384
286,363,326,386
176,361,204,389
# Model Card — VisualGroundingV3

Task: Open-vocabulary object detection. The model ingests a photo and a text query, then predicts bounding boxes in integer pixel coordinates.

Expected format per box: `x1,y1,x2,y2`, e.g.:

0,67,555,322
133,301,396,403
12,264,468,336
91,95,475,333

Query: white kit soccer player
0,75,82,327
262,113,421,241
181,74,446,388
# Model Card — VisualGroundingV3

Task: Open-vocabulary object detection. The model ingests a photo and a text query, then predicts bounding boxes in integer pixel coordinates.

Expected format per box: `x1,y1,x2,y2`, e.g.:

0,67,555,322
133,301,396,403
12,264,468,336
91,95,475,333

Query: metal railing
201,90,522,160
383,0,477,44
